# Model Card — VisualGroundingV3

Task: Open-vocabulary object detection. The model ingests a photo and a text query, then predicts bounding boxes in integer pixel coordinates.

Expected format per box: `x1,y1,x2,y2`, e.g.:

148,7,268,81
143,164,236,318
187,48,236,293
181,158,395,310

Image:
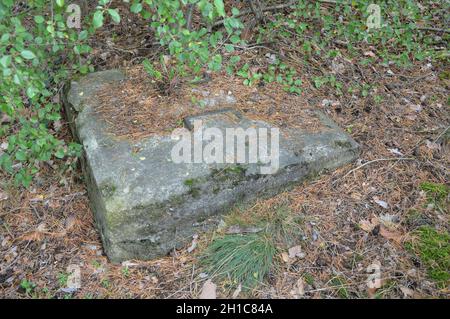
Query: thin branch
186,3,195,31
248,0,263,22
433,125,450,143
213,1,296,27
336,157,416,183
416,27,450,34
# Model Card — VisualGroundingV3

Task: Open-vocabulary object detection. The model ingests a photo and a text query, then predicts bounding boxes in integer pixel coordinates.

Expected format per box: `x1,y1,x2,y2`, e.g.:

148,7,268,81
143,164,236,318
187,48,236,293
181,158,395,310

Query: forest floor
0,1,449,299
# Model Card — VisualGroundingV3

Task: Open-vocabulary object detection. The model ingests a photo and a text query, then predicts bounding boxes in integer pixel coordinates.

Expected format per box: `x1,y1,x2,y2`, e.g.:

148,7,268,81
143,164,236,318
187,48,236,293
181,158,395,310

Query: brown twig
213,1,296,27
336,157,416,183
416,27,450,34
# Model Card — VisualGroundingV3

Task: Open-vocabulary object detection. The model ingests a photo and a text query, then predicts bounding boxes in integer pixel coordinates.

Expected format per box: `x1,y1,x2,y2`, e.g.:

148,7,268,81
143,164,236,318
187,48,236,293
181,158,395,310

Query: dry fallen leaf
364,51,376,57
0,190,8,201
30,194,45,202
281,252,290,263
359,218,379,232
288,245,305,259
379,225,404,244
388,148,404,156
425,140,441,151
367,287,378,298
199,279,217,299
400,286,415,298
290,278,305,298
20,231,45,242
187,234,198,253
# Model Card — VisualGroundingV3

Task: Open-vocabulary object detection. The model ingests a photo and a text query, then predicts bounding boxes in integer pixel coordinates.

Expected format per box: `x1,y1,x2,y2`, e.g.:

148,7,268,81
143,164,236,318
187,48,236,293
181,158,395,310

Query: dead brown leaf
379,225,404,244
199,279,217,299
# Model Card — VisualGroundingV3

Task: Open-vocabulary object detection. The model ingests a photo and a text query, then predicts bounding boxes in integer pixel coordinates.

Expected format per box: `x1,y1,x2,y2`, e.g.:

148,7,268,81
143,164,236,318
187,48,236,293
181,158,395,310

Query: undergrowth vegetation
201,204,304,290
1,0,448,187
202,233,276,289
404,183,449,287
405,226,450,288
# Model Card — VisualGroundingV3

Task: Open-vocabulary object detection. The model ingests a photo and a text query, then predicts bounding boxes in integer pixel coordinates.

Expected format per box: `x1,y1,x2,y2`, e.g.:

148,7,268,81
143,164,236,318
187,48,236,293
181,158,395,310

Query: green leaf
78,30,88,41
130,3,143,14
56,0,65,7
224,44,234,52
108,9,121,23
26,87,37,99
0,33,10,43
34,15,45,24
214,0,225,17
0,55,11,68
2,0,13,8
55,149,65,159
230,34,240,44
208,54,222,71
93,11,104,29
20,50,36,60
15,150,27,161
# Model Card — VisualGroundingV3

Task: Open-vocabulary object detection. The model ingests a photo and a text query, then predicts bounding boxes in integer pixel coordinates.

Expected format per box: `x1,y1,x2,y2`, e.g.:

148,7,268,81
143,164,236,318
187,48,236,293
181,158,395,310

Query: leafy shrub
131,0,244,84
0,0,109,187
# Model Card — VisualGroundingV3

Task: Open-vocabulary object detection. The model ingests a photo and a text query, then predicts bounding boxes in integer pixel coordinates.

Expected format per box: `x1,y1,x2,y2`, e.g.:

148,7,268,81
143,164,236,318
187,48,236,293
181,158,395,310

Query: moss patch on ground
405,226,450,288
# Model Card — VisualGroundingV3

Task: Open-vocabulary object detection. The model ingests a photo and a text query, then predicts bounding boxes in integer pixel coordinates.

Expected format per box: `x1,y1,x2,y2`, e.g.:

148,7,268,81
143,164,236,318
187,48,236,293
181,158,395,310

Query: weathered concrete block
63,70,359,263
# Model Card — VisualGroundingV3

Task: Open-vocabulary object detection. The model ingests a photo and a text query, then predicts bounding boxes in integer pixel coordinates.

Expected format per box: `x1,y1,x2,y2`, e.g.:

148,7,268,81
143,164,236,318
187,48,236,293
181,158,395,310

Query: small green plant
91,260,102,269
57,272,69,287
184,178,201,197
303,272,315,286
203,203,306,289
236,59,303,94
405,226,450,288
20,279,36,296
202,233,276,289
372,280,397,299
121,266,130,277
330,276,349,299
267,205,304,247
253,0,444,97
100,278,110,289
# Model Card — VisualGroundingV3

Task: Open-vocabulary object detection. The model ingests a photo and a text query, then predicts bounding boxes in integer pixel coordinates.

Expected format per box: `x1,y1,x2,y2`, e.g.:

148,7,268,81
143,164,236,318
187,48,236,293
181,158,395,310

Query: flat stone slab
63,70,359,263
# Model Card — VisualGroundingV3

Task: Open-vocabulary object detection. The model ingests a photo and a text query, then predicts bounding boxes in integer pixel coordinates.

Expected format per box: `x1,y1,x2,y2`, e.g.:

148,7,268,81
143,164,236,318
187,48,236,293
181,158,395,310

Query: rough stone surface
63,70,360,263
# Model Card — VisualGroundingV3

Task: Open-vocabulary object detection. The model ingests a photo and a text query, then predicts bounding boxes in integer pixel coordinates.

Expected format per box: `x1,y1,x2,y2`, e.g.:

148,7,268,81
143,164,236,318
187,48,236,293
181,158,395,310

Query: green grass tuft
202,233,276,289
330,276,349,299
